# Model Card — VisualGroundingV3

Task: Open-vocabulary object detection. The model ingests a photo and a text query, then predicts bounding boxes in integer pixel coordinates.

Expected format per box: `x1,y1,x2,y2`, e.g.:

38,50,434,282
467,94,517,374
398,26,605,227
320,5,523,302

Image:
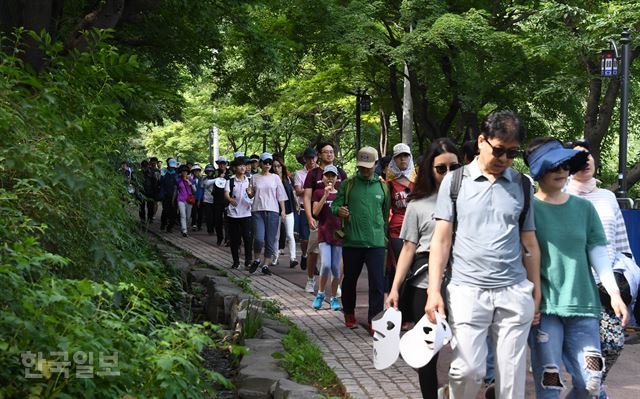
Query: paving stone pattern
148,221,640,399
149,225,423,399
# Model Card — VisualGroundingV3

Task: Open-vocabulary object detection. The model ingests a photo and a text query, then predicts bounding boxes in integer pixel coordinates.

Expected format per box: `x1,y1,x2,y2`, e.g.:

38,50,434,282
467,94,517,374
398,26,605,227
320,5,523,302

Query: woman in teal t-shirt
524,138,628,399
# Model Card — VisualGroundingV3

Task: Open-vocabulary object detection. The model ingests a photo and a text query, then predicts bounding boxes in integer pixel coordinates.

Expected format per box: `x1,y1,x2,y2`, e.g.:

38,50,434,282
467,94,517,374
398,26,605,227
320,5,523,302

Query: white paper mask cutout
399,312,452,368
214,178,227,188
371,307,402,370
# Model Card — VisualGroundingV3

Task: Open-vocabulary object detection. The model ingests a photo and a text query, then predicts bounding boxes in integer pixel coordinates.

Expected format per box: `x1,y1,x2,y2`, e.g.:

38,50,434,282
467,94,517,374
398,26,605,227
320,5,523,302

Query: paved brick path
147,218,640,399
148,222,424,398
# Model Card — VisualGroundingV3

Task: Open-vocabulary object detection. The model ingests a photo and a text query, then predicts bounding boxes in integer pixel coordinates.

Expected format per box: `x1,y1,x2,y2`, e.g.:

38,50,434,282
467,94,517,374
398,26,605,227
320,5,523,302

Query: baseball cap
393,143,411,157
191,164,202,171
204,164,215,172
323,165,338,175
215,156,228,164
167,158,178,168
250,154,260,162
303,147,318,158
356,146,378,168
260,152,273,162
233,151,245,159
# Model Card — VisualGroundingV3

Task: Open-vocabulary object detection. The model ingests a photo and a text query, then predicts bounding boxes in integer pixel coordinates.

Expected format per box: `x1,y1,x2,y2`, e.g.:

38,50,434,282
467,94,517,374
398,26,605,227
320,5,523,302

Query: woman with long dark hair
386,138,461,398
271,156,298,267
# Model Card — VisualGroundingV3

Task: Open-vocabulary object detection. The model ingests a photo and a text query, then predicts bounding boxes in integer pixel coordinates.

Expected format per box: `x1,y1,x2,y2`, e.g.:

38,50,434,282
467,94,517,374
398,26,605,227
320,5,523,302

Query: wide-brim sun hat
191,164,202,171
526,140,588,181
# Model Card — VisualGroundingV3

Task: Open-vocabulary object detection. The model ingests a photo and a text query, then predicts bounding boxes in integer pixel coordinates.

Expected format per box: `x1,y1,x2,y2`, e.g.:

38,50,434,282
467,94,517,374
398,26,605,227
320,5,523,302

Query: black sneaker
289,260,298,269
300,256,307,270
244,262,252,271
182,232,187,237
248,260,261,274
261,266,272,276
231,262,240,269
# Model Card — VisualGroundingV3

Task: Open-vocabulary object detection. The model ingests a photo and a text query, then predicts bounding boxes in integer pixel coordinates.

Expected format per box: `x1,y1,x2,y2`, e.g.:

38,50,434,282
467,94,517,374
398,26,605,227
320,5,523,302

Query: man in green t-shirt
331,146,390,332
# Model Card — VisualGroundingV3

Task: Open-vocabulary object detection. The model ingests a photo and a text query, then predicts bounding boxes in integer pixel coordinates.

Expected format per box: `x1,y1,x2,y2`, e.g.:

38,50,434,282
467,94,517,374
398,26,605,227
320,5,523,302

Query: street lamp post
617,27,631,198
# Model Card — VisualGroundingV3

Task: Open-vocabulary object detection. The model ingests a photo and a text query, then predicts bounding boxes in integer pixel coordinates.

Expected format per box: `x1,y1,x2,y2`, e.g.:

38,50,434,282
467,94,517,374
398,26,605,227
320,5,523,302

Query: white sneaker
305,277,316,293
336,286,342,298
271,254,279,266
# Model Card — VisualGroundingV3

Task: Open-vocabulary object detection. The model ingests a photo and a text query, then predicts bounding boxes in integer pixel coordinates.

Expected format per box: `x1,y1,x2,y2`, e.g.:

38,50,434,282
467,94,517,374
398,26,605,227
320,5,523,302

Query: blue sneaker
312,293,325,309
330,297,341,311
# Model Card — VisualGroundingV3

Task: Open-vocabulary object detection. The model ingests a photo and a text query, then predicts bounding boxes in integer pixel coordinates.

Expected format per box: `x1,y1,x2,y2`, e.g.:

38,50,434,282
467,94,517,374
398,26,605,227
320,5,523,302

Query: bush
0,31,226,397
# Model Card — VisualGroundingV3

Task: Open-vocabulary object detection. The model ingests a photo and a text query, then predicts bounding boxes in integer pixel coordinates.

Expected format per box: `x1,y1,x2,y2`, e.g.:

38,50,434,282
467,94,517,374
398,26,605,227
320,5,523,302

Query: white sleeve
589,245,619,295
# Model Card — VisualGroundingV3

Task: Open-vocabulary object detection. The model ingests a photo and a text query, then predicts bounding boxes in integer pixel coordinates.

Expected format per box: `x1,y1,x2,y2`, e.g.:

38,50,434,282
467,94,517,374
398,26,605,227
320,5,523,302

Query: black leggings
404,284,439,399
228,216,253,265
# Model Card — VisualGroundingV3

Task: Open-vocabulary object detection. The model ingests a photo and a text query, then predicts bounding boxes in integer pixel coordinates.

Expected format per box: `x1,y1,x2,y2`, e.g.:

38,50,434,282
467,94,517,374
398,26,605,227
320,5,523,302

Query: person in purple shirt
176,165,196,237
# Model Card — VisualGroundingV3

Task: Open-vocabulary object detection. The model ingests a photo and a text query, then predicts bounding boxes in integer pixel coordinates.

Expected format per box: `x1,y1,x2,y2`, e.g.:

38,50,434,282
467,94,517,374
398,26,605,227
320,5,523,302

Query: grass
274,326,345,398
239,302,264,341
228,275,255,296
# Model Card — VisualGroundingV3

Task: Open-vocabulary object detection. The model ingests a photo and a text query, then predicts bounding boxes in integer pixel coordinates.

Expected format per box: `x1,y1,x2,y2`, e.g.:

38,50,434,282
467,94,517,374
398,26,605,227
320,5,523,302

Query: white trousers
177,201,192,234
446,279,534,399
274,212,296,260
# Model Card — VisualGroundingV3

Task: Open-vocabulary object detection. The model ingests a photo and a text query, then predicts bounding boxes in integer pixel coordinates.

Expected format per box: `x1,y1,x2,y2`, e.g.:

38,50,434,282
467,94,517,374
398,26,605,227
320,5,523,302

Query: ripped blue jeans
528,315,604,399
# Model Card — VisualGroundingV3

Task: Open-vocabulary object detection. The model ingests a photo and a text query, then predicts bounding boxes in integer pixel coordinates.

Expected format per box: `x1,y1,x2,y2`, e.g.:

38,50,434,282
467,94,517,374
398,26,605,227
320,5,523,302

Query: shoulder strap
449,166,465,231
519,173,531,230
344,177,355,205
229,177,235,197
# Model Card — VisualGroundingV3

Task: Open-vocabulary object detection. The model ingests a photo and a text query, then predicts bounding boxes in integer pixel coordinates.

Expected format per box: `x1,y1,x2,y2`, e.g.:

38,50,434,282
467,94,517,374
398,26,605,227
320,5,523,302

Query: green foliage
229,276,256,296
0,31,227,398
239,304,264,341
273,326,342,396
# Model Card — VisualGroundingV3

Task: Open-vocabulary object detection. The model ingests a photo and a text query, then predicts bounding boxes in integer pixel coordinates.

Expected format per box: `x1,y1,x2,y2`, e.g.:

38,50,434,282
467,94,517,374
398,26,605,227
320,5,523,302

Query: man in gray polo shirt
426,111,541,399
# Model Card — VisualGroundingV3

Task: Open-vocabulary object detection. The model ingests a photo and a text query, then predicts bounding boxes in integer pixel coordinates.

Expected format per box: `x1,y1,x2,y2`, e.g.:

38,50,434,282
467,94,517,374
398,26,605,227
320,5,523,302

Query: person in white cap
303,142,348,293
385,142,416,299
331,146,390,332
246,152,287,276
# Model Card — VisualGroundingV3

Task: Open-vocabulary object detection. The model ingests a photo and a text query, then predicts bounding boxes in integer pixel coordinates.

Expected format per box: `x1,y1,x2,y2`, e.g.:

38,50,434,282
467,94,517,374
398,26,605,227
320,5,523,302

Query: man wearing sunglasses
425,110,541,399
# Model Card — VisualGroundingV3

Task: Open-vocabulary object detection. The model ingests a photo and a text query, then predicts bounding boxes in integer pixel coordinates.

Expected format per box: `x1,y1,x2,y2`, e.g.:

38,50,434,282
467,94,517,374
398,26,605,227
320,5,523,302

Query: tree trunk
401,62,413,147
583,75,620,168
0,0,63,72
379,106,389,157
388,63,404,139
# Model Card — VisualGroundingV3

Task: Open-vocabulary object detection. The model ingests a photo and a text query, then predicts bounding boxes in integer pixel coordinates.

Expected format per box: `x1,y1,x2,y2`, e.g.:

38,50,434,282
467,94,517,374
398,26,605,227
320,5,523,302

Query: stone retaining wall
156,242,321,399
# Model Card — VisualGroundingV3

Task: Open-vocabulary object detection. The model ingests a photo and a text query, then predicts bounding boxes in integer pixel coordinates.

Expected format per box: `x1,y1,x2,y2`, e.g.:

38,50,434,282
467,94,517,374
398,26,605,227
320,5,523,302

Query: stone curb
152,233,321,399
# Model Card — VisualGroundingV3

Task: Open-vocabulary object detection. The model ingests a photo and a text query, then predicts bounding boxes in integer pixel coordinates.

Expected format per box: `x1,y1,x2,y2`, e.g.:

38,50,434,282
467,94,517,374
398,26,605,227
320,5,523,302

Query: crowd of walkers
124,110,640,399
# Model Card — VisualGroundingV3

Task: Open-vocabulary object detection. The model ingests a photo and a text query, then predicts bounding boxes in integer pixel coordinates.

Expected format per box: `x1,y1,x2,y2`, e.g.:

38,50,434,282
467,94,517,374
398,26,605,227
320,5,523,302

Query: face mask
371,308,402,370
399,311,452,368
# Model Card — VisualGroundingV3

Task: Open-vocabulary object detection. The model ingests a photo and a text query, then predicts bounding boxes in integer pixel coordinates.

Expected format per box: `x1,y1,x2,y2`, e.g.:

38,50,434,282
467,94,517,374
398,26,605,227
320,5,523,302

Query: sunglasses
434,163,462,175
549,161,571,173
485,140,520,159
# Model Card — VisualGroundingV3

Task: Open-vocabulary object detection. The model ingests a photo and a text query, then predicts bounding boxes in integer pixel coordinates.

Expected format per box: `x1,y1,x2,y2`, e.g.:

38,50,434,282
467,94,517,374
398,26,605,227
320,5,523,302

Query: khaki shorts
307,228,320,254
